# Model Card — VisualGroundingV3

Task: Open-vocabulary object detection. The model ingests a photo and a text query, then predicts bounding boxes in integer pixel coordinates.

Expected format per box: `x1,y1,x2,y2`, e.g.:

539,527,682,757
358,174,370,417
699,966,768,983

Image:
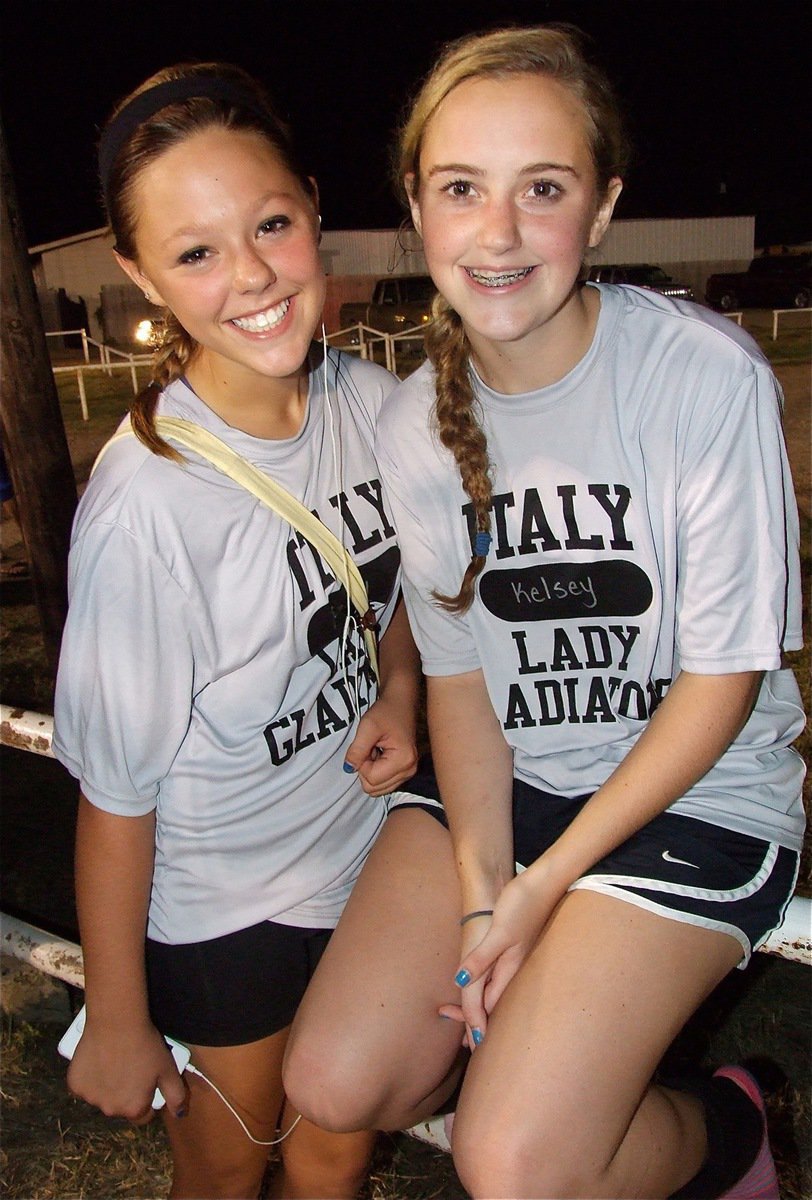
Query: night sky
2,0,809,249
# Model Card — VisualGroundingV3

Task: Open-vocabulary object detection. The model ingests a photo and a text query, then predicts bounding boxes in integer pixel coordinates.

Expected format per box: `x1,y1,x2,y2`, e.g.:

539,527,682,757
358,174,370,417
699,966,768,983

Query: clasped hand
67,1019,187,1123
343,695,418,796
439,866,564,1050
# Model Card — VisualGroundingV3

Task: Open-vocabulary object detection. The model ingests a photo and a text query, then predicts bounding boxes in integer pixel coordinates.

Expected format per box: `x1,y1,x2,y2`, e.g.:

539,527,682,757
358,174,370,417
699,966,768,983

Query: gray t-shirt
376,285,805,849
54,350,402,941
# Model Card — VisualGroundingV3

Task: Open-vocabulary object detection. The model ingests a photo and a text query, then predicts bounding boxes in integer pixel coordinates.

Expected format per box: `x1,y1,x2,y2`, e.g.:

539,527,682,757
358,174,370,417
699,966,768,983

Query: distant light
134,319,154,345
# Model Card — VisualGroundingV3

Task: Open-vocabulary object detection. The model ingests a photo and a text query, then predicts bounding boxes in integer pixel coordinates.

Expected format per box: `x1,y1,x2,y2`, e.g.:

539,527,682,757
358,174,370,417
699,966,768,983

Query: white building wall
29,216,758,342
319,228,427,277
592,215,754,266
319,216,755,278
30,228,120,341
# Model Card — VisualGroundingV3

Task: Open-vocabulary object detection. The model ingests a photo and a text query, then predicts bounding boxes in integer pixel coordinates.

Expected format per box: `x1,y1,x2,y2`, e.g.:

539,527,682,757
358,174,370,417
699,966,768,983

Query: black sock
667,1075,764,1200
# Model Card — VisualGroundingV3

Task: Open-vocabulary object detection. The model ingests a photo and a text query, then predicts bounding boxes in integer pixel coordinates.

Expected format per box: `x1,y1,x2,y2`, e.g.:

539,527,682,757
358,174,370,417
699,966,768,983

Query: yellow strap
94,418,379,678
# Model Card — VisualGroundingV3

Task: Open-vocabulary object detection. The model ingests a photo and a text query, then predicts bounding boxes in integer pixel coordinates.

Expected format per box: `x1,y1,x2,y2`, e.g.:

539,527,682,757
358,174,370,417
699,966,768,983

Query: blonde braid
129,313,196,461
426,295,493,613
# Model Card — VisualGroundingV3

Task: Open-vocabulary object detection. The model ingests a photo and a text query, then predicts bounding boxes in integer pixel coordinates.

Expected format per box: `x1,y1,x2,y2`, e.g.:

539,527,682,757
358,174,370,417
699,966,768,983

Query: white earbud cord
185,1063,302,1146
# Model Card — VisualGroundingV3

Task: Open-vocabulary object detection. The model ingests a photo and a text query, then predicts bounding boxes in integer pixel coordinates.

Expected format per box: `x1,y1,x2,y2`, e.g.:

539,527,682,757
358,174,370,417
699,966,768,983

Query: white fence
47,328,152,420
1,704,809,970
327,323,429,375
46,325,425,421
772,307,812,340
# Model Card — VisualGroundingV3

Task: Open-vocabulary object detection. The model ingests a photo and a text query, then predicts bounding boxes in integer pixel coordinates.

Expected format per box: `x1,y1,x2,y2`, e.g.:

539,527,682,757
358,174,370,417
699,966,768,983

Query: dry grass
1,1020,172,1199
0,1018,466,1200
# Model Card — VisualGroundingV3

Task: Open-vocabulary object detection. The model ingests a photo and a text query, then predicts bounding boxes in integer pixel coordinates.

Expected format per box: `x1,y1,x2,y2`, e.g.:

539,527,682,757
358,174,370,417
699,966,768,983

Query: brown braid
425,295,493,614
394,26,631,613
129,313,197,460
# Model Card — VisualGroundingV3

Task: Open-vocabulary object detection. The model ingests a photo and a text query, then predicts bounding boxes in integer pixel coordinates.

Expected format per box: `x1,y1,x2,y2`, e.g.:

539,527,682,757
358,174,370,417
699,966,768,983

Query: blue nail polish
455,968,471,987
343,762,356,773
472,1028,484,1047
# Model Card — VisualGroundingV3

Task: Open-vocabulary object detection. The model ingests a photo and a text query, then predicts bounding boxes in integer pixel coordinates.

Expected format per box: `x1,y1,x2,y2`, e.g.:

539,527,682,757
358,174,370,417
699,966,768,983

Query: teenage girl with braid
283,25,805,1200
52,62,425,1199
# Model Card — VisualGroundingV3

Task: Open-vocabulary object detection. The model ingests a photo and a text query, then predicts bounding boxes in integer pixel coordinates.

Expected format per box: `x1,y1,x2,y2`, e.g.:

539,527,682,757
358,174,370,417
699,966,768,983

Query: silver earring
143,290,151,302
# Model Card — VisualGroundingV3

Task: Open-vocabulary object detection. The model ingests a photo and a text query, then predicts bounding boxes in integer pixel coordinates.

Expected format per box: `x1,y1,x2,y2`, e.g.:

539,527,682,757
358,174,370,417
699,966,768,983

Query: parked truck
339,275,436,336
705,253,811,312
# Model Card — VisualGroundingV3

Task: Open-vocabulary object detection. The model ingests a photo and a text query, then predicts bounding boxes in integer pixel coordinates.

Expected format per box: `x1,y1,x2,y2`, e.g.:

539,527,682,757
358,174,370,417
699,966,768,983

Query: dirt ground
1,311,810,1198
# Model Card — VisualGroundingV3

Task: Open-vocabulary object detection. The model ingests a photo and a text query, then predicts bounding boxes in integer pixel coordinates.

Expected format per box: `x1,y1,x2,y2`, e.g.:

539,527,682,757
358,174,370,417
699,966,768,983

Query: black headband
98,75,270,206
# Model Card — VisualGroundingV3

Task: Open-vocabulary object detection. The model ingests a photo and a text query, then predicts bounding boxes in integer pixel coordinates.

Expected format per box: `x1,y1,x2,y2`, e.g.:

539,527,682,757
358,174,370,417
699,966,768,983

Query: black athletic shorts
388,760,799,965
145,919,332,1047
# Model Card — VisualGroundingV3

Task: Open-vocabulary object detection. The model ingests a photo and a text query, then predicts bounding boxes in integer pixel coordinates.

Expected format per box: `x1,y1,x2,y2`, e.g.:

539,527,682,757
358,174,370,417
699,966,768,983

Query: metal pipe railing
2,704,809,968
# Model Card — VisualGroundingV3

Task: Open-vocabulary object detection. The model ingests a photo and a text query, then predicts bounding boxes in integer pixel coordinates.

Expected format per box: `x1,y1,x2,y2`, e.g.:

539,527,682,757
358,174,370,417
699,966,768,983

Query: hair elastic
459,909,494,927
98,75,270,205
473,531,492,557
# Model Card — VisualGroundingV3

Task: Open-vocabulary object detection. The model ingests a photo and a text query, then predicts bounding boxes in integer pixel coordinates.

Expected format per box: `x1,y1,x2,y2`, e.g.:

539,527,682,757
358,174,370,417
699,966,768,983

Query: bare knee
170,1158,267,1200
452,1110,606,1200
280,1127,375,1198
284,1027,459,1134
283,1032,380,1132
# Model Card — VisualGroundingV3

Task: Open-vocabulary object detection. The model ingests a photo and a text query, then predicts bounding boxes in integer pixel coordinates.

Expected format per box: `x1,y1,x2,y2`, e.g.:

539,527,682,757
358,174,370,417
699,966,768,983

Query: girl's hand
344,695,418,796
66,1019,188,1123
438,910,497,1051
441,866,565,1045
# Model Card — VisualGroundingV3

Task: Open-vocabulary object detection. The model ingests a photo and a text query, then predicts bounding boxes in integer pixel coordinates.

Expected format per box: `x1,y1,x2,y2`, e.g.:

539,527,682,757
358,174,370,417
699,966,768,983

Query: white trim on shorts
386,790,445,815
567,841,782,966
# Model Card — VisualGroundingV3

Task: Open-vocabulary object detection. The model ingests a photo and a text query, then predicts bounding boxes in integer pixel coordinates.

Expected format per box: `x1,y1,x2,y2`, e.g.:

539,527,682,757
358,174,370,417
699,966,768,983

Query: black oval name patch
479,561,652,622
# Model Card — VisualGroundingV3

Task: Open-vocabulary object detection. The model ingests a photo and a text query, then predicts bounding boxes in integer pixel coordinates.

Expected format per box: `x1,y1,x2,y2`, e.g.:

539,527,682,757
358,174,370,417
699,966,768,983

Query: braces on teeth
467,267,532,287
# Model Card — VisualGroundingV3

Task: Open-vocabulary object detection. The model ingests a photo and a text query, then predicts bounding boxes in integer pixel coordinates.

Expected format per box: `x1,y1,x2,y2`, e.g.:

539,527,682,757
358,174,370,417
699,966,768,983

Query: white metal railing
46,327,153,419
45,325,425,419
52,358,153,420
2,704,809,967
326,322,429,375
722,311,744,326
45,328,91,362
772,306,812,340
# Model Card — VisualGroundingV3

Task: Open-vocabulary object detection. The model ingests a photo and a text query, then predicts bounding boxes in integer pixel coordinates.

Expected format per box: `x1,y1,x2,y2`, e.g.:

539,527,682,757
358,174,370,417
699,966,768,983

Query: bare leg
165,1029,374,1199
272,1101,376,1199
165,1033,286,1199
284,809,467,1132
451,890,744,1200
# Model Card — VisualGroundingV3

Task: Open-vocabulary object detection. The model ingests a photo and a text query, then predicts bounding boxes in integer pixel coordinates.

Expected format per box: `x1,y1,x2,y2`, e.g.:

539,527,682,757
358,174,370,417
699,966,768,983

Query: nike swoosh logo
662,850,700,869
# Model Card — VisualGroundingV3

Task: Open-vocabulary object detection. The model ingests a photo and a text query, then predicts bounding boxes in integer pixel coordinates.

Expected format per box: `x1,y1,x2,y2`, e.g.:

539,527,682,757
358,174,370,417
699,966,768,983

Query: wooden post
0,117,77,677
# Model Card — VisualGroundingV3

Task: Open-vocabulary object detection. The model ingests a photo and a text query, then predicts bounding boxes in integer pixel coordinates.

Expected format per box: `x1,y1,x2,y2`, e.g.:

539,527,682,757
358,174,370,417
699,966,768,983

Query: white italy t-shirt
54,350,402,941
376,285,805,849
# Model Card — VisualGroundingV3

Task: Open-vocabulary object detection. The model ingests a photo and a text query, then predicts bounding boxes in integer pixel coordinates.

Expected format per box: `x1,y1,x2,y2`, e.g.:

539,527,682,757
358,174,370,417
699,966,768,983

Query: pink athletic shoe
714,1067,779,1200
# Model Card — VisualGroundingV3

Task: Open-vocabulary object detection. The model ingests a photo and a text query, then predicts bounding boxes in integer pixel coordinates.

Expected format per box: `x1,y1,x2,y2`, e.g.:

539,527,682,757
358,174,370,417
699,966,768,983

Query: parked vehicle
339,275,435,336
705,253,812,312
586,263,694,300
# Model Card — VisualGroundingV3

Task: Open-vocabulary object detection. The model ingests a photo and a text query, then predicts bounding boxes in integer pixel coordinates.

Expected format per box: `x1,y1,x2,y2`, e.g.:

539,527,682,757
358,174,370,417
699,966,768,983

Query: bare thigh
164,1030,288,1199
284,808,466,1131
452,889,744,1199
